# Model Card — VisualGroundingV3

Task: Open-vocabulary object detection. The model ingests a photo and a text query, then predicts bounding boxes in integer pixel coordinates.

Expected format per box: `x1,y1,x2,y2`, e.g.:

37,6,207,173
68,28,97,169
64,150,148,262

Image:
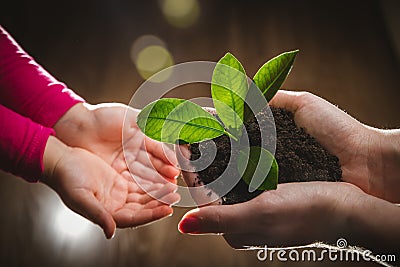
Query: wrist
41,136,71,185
53,102,95,142
345,192,400,254
367,128,400,202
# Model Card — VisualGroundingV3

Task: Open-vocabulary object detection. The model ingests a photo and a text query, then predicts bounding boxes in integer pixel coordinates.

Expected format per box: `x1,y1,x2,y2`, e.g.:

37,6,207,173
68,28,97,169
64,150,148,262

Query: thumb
269,90,303,112
71,193,116,239
178,203,252,235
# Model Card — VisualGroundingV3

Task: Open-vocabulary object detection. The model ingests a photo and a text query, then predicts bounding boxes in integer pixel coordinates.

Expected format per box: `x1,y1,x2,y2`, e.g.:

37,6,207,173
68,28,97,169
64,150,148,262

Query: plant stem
224,130,239,142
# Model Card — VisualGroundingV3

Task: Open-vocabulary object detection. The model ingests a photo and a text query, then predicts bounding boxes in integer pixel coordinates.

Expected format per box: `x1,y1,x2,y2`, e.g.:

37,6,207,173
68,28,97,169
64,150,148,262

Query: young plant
137,50,298,191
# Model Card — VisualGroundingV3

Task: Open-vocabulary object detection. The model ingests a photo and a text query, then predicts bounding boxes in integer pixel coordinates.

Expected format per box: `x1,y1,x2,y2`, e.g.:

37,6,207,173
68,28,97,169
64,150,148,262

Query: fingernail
173,172,181,180
178,216,200,234
106,227,116,239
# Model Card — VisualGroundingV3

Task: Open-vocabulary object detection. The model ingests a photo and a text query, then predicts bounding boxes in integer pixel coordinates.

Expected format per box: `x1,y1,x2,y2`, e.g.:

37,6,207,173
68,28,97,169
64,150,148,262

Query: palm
56,103,179,190
52,148,178,238
271,91,373,193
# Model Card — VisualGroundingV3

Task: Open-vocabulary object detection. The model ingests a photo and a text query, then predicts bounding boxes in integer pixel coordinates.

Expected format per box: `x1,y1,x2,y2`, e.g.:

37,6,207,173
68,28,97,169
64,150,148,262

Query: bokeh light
34,190,106,263
160,0,200,28
136,45,174,82
130,35,166,63
131,35,174,83
54,205,93,240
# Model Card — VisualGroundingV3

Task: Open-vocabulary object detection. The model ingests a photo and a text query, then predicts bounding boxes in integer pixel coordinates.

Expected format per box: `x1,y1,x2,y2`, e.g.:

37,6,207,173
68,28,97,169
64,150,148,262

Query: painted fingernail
178,216,200,234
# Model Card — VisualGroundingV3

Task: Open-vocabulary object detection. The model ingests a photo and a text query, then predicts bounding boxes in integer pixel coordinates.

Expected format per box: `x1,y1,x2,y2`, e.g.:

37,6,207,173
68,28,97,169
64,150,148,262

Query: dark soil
189,107,342,204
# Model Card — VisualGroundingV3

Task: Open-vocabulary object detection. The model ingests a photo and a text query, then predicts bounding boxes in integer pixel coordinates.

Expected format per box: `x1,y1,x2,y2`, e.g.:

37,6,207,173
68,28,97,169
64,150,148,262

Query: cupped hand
178,182,364,248
178,181,400,253
54,103,180,182
43,136,180,238
176,91,400,253
52,103,181,234
270,90,400,202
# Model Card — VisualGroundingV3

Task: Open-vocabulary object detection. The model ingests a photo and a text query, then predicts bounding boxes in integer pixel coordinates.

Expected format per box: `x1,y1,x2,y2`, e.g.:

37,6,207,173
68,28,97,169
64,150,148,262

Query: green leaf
237,146,278,191
253,50,299,102
211,53,248,137
137,98,227,144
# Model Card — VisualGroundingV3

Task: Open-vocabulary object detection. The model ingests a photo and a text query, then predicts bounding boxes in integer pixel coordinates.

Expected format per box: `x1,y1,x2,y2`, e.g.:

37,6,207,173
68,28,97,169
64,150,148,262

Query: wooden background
0,0,398,266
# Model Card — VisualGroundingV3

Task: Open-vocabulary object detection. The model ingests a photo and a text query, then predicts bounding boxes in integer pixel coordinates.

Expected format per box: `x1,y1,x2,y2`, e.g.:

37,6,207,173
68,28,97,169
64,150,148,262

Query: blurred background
0,0,399,266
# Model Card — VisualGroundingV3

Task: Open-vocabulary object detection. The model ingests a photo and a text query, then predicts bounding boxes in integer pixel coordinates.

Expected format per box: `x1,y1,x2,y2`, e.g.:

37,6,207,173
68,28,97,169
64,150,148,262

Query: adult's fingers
178,202,254,235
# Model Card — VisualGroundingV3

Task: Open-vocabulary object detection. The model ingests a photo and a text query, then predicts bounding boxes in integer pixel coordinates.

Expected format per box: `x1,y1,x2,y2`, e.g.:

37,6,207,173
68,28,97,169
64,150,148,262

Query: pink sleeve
0,104,54,182
0,25,85,127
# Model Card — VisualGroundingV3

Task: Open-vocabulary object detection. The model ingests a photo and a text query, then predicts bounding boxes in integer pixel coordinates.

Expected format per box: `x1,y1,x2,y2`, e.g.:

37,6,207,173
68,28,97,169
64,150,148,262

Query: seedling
137,50,298,191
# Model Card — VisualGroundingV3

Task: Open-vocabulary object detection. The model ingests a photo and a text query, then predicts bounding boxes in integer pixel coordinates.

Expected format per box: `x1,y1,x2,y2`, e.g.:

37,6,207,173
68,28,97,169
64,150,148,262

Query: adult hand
270,91,400,202
178,181,400,253
42,136,179,239
178,91,400,254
